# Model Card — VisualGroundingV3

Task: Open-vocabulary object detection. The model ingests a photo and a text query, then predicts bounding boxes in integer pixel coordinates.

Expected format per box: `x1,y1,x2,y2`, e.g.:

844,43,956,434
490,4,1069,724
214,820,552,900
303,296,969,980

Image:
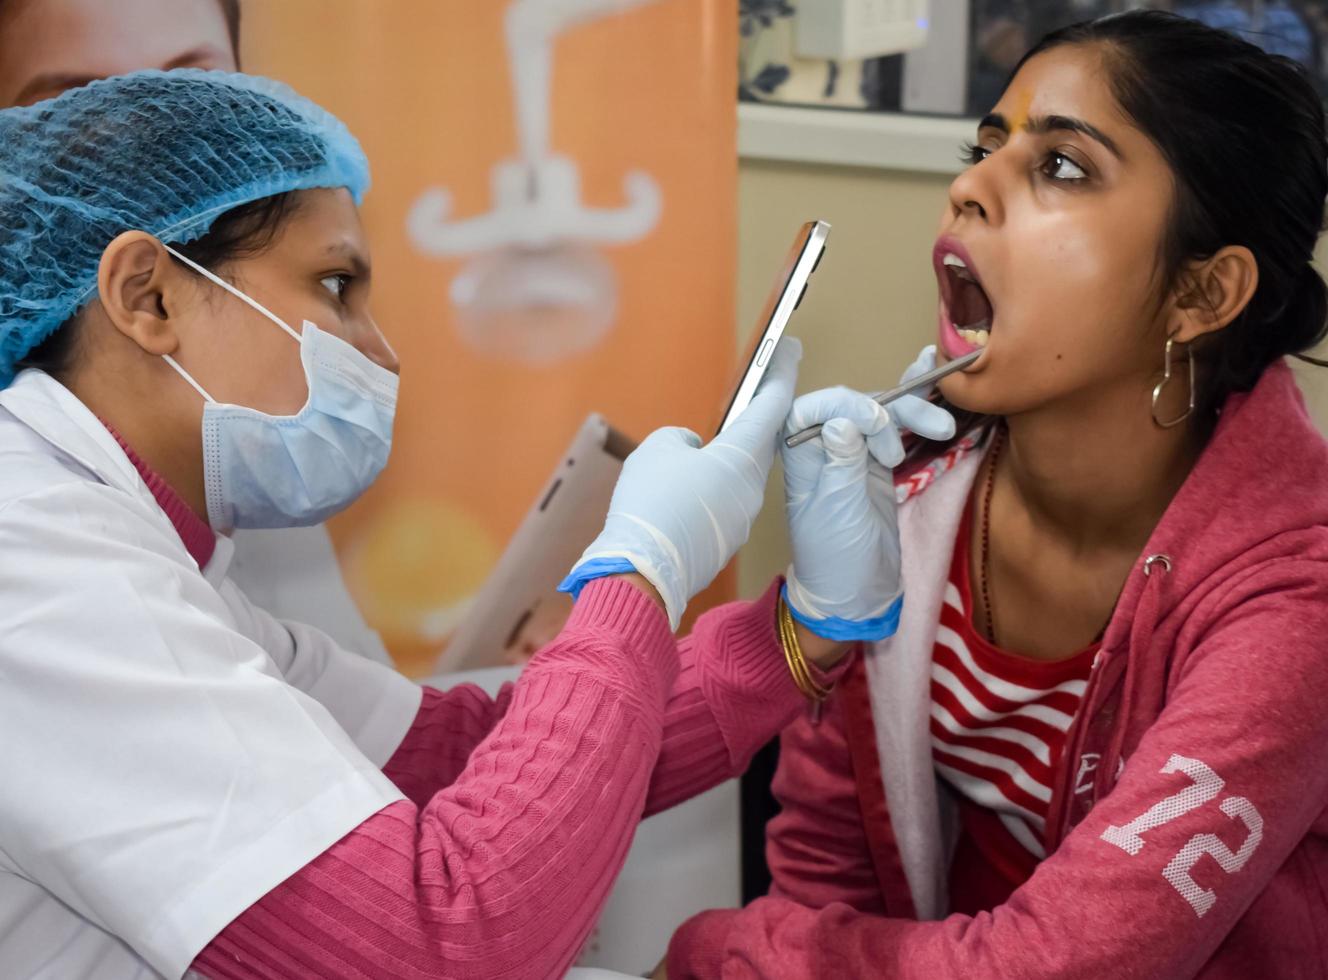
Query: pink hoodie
669,360,1328,979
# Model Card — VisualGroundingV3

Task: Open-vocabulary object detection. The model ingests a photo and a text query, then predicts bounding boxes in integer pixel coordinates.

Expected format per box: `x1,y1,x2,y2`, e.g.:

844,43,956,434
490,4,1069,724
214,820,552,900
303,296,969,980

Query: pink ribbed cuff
668,908,737,979
519,574,680,719
565,575,675,661
709,579,790,702
707,578,856,712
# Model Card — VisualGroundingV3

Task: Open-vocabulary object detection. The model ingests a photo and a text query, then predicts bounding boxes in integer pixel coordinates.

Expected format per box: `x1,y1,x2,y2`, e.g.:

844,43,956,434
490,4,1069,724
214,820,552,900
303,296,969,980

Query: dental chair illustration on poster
407,0,662,364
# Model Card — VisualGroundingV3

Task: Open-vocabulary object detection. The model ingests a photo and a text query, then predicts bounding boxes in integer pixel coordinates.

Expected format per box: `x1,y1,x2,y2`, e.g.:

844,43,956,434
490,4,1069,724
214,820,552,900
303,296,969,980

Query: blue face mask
161,245,398,533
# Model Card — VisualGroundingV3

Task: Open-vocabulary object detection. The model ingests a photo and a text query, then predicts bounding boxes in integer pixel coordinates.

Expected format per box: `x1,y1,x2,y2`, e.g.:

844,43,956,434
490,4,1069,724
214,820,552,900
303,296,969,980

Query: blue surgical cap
0,68,370,387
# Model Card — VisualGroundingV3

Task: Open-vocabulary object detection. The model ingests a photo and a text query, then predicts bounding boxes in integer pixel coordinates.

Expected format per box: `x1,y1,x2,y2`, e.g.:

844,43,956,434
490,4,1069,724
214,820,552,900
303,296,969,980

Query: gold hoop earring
1151,336,1195,429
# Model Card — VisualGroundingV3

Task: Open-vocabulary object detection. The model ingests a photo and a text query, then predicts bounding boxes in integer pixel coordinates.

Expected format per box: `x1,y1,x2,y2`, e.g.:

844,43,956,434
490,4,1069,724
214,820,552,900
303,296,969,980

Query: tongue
952,277,993,331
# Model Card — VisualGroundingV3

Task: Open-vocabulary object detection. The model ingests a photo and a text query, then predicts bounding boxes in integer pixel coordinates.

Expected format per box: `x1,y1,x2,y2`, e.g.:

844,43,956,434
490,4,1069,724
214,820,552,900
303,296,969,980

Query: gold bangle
784,615,830,701
778,597,831,702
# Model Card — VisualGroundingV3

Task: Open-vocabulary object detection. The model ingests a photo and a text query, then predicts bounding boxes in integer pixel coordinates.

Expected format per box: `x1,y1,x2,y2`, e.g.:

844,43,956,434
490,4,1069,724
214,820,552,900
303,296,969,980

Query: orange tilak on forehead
1009,89,1034,132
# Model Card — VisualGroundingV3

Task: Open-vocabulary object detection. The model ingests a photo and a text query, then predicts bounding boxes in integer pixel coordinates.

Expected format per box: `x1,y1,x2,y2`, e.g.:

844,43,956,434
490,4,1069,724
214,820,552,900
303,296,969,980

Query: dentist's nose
355,317,400,375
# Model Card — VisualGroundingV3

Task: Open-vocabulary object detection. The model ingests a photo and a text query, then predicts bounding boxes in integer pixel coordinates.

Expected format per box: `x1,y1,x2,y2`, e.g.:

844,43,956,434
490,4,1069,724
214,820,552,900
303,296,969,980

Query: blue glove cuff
558,557,640,600
782,584,904,642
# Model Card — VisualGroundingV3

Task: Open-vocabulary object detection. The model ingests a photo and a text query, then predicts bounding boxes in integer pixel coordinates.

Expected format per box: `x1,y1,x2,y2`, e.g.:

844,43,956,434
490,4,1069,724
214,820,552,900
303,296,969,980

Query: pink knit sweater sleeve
192,578,838,979
381,578,834,817
376,683,514,810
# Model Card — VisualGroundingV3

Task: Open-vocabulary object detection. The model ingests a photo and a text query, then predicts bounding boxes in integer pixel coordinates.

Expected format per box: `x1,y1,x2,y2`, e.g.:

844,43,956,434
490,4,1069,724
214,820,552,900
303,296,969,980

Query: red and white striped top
931,506,1097,900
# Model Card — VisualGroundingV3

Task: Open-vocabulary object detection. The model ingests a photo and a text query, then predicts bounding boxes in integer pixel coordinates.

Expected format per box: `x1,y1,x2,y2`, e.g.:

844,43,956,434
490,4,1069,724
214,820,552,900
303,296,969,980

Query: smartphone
716,219,829,434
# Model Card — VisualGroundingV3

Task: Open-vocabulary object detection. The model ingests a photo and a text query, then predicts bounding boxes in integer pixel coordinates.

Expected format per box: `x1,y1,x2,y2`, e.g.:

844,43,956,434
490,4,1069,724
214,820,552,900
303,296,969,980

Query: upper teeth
943,253,976,281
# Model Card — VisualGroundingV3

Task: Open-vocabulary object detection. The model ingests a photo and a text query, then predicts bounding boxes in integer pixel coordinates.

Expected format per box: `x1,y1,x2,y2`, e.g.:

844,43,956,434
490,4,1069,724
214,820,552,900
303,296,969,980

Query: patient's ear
1170,245,1259,344
96,231,183,356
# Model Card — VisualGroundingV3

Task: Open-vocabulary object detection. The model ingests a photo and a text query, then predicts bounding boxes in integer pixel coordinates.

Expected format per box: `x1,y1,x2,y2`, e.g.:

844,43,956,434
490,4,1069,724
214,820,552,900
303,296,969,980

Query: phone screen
715,220,828,435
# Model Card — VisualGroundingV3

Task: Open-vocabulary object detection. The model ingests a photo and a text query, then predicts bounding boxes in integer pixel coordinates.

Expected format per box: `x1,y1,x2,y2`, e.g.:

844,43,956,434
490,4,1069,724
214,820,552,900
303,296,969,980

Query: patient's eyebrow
979,111,1124,160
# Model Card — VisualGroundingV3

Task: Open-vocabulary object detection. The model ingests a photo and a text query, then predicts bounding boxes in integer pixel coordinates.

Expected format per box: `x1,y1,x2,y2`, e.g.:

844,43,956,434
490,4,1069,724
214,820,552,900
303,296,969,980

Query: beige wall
735,159,1328,597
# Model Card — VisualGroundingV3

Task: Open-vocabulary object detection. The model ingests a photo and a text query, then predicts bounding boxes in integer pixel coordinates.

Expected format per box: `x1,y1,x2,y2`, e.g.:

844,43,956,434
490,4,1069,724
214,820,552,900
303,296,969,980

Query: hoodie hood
1104,360,1328,635
1048,359,1328,846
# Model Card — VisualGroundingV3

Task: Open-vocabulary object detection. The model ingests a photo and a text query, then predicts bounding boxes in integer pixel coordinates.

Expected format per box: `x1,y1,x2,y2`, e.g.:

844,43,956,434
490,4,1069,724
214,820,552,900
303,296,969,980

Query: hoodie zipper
1047,554,1172,847
1099,555,1172,785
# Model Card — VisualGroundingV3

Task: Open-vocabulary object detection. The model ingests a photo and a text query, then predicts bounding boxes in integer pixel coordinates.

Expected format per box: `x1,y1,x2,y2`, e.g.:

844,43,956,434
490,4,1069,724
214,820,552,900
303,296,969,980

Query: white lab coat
0,370,423,979
227,525,393,665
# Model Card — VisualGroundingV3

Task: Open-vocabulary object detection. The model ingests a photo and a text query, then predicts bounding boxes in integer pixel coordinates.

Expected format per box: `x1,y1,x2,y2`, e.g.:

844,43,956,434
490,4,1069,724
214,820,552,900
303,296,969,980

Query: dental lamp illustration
407,0,663,364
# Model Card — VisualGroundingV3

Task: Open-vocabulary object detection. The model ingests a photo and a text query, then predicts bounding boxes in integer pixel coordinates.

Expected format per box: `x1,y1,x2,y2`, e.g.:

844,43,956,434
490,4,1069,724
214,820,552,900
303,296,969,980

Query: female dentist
0,70,927,980
0,0,398,660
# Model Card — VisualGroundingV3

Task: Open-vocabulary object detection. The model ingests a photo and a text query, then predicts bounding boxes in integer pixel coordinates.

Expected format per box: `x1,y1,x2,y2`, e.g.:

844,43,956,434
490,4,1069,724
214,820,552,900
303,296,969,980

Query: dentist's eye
1043,152,1089,182
320,274,352,300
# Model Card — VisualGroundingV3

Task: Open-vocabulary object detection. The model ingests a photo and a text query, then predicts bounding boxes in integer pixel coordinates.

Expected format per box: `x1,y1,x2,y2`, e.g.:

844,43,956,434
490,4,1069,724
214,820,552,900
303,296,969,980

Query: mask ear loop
162,243,304,343
162,354,217,403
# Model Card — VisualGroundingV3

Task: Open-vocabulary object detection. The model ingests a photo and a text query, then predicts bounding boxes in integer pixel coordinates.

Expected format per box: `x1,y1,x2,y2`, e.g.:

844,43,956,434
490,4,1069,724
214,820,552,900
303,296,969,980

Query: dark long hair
907,10,1328,468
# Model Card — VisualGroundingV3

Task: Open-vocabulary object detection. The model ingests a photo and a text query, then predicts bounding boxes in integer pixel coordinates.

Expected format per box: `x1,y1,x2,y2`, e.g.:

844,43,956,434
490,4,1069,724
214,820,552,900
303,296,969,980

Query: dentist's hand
560,339,802,630
781,345,955,641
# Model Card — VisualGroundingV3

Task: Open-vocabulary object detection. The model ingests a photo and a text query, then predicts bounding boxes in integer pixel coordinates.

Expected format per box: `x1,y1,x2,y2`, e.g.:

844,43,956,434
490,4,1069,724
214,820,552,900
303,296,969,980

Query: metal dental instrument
784,348,983,449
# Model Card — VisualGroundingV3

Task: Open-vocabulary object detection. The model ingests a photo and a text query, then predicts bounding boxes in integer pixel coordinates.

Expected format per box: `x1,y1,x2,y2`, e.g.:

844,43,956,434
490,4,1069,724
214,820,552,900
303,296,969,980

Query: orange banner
244,1,738,675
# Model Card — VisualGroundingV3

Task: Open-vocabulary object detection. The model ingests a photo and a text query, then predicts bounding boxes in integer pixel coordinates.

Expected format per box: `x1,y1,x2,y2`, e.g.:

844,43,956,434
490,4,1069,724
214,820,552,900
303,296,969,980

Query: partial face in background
167,188,398,417
932,44,1180,418
0,0,235,107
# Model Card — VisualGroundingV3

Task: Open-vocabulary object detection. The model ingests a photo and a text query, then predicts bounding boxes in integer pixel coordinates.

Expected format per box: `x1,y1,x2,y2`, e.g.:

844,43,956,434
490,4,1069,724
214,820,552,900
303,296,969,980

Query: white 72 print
1100,754,1264,917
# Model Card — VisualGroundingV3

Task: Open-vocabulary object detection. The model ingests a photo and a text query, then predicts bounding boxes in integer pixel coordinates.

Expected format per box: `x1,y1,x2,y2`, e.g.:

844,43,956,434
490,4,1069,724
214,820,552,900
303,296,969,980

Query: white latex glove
560,339,802,629
781,345,956,640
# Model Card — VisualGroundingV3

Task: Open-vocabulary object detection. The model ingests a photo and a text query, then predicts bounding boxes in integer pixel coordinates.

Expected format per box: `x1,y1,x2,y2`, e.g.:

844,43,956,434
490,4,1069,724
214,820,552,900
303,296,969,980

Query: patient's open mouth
940,252,994,349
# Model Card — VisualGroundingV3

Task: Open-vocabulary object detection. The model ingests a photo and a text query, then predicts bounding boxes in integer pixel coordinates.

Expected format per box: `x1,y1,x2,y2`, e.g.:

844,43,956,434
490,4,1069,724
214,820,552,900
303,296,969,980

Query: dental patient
662,11,1328,979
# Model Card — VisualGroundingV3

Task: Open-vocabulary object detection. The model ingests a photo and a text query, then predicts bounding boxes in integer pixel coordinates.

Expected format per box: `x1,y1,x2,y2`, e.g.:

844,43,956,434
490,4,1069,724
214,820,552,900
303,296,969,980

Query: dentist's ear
96,232,182,357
